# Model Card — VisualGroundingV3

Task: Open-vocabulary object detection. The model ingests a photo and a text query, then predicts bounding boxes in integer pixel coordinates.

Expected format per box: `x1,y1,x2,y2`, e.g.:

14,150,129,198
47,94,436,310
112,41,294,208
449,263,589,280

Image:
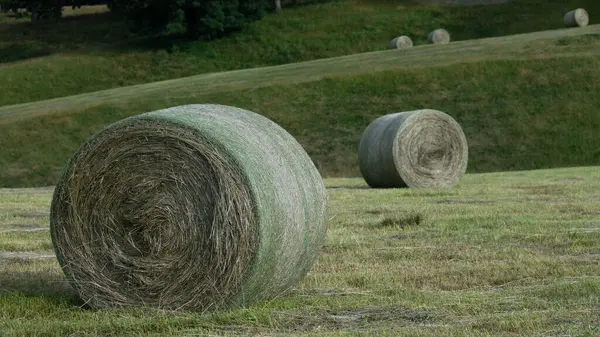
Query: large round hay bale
358,109,468,189
427,29,450,44
389,36,414,49
50,104,328,311
564,8,589,28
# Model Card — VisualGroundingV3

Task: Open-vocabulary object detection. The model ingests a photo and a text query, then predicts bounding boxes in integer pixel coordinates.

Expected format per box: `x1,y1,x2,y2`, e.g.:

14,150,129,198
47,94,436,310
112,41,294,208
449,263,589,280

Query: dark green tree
107,0,267,40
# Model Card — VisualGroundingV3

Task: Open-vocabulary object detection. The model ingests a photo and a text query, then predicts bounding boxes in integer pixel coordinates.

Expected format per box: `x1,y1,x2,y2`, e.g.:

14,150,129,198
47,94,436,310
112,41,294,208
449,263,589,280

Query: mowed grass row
1,39,600,186
1,166,599,336
3,25,600,121
1,0,600,106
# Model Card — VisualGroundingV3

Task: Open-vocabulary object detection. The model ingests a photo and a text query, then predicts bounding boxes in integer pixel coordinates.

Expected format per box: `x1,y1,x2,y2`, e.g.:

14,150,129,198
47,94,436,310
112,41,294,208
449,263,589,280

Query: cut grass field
1,1,599,335
1,166,599,336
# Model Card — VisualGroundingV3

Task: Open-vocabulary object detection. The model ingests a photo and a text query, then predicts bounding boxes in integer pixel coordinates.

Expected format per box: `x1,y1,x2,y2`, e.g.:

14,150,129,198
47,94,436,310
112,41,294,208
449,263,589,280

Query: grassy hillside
1,0,600,106
1,166,600,335
1,27,599,187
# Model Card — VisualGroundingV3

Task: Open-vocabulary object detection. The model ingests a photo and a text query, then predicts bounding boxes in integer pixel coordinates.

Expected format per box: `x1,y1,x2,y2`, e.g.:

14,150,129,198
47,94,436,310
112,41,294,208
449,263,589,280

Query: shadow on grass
0,10,198,64
0,258,83,307
0,11,136,64
0,43,53,63
119,33,191,52
276,305,440,333
327,186,371,190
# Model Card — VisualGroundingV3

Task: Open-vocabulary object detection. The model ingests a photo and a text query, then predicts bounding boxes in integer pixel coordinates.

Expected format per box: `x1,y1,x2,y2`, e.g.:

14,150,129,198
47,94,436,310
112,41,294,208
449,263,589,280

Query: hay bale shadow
0,258,82,306
277,305,440,333
327,186,371,190
429,199,495,205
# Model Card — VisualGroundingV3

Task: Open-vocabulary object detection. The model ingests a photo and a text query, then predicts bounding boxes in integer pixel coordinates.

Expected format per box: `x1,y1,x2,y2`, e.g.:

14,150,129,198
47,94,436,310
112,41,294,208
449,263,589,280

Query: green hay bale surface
50,104,328,311
427,28,451,44
358,109,468,189
564,8,589,28
389,36,414,49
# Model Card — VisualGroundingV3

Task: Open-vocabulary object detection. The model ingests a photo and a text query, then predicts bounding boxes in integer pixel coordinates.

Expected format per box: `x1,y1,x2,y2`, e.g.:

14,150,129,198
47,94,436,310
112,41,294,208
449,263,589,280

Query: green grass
1,0,600,106
1,29,600,186
1,166,599,336
1,1,600,187
3,25,600,121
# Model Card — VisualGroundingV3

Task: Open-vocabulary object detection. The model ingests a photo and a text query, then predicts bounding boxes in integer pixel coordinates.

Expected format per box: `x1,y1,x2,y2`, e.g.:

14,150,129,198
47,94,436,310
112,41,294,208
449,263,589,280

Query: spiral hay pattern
50,104,328,311
358,109,468,189
389,36,414,49
427,29,451,44
564,8,589,28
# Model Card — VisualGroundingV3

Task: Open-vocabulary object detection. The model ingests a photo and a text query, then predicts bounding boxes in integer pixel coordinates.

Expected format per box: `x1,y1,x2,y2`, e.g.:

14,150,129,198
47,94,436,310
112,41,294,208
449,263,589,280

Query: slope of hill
1,26,599,187
1,0,599,106
2,25,598,122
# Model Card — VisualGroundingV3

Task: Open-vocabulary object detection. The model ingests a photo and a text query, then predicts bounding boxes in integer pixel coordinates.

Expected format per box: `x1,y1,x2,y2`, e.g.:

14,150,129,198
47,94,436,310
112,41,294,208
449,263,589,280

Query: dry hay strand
427,29,451,44
50,104,328,311
564,8,589,28
358,109,468,189
389,36,414,49
0,251,56,260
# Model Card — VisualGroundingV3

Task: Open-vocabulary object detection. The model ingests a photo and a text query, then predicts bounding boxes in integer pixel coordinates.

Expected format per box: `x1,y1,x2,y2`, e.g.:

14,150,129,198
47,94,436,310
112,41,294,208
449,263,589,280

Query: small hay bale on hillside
389,36,414,49
358,109,468,189
427,29,451,44
564,8,589,28
50,104,328,311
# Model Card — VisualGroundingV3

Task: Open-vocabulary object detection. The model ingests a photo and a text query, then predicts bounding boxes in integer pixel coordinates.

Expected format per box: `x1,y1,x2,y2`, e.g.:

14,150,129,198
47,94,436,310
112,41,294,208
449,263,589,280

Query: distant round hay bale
564,8,589,28
427,29,451,44
50,104,328,311
389,36,414,49
358,109,468,189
